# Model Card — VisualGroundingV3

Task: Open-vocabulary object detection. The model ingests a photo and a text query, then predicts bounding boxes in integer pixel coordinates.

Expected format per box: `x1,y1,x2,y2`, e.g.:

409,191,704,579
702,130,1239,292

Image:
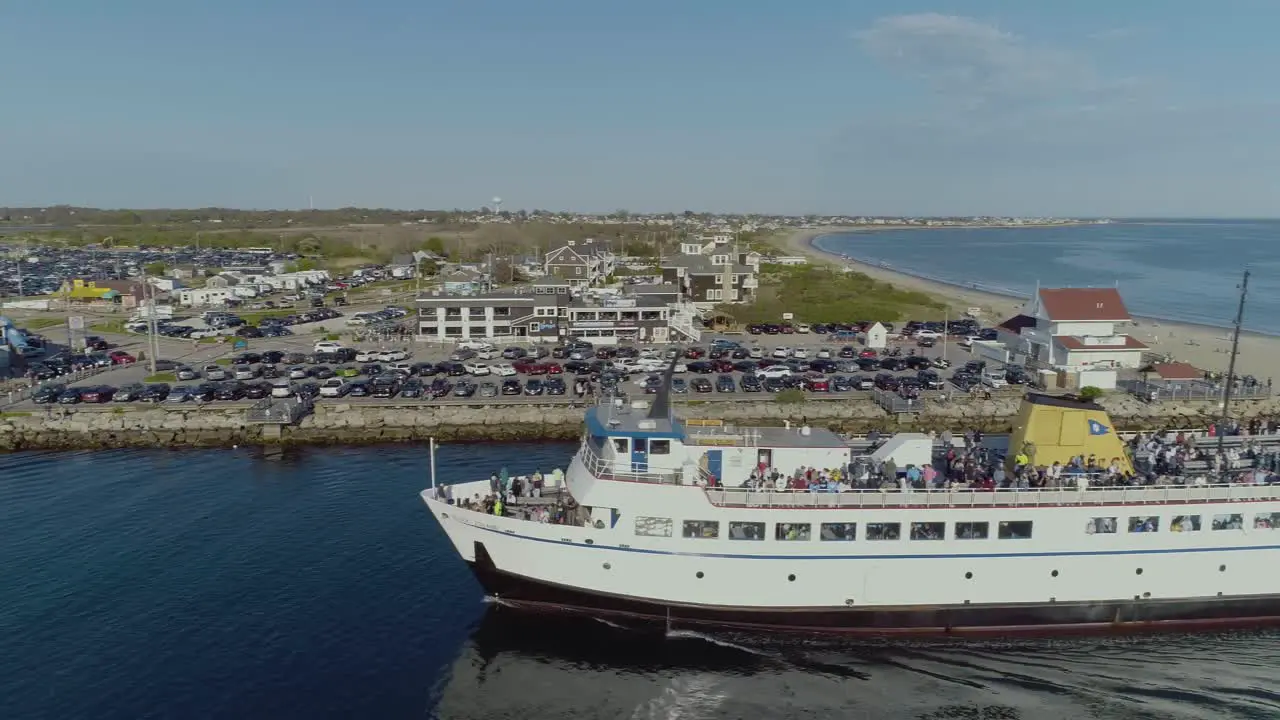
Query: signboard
233,339,248,350
781,312,794,321
68,316,84,330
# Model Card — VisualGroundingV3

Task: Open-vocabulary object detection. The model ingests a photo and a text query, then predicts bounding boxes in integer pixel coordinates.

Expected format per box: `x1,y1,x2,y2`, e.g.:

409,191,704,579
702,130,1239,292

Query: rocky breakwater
3,393,1277,452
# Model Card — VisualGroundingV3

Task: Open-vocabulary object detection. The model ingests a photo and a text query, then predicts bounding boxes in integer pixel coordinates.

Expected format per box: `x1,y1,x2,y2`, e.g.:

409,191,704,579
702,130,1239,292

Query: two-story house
996,288,1146,370
438,265,490,295
417,276,570,342
543,239,616,287
657,246,760,306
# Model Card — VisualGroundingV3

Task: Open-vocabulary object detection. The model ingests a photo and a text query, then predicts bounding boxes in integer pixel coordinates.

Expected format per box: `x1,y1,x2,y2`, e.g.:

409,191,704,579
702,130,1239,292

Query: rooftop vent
637,420,657,430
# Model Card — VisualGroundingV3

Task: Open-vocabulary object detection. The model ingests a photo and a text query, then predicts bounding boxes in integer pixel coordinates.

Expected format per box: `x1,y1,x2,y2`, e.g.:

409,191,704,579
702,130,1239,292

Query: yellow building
1008,393,1133,474
58,279,143,308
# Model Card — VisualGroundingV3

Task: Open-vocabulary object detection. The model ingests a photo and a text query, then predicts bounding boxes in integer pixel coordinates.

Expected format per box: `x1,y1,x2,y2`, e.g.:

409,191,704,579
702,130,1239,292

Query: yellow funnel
1008,393,1132,474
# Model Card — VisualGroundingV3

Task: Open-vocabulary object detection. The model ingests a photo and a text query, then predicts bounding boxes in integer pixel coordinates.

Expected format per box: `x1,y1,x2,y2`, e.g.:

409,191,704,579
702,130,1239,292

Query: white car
748,347,764,359
672,362,688,374
457,340,492,351
960,335,980,348
388,362,413,375
792,348,809,359
270,382,295,398
915,330,942,340
319,378,348,397
464,362,491,376
772,347,791,359
816,348,832,359
355,350,378,362
981,370,1008,389
379,349,408,362
758,366,793,379
476,347,500,360
796,323,812,333
314,341,344,353
288,366,309,380
639,348,661,359
491,363,517,377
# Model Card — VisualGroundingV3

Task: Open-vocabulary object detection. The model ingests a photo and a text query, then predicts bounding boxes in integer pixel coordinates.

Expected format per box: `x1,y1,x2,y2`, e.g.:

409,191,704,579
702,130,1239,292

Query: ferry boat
420,378,1280,636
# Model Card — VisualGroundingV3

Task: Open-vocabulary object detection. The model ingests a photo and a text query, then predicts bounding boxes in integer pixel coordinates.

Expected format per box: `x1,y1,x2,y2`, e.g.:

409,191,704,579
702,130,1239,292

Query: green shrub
1078,386,1104,401
776,388,807,404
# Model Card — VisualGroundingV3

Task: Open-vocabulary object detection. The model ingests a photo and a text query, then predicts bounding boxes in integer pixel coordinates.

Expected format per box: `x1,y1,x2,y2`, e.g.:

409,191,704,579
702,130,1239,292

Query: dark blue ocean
814,220,1280,335
4,445,1280,720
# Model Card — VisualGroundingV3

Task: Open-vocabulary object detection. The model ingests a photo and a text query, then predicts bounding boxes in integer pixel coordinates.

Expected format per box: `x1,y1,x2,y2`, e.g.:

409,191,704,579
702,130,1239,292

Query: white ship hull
423,476,1280,635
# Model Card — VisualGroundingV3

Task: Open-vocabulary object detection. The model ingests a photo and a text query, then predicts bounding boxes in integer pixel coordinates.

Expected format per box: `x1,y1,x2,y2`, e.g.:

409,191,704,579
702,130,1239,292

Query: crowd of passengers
701,425,1280,493
437,468,584,525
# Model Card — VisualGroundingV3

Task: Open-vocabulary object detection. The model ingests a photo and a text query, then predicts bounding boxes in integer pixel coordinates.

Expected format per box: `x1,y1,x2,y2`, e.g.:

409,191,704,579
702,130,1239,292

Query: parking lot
4,325,1026,412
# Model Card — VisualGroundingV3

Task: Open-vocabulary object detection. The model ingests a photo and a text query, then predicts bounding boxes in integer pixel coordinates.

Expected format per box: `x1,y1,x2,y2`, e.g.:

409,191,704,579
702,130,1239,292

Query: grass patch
144,373,177,383
90,319,128,334
718,264,947,326
197,336,222,344
21,317,64,330
0,411,33,418
775,389,807,404
237,309,298,326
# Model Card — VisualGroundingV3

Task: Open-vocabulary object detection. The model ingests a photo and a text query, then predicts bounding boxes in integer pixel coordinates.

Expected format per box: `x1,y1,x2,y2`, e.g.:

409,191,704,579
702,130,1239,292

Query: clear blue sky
3,1,1278,216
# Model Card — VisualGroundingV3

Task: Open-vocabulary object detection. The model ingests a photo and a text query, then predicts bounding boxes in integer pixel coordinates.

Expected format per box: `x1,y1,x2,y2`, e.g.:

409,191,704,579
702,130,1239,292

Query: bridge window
650,439,671,455
1129,516,1159,533
634,516,673,537
866,523,901,541
728,521,765,540
1255,512,1280,530
775,523,811,541
955,521,989,539
683,520,720,539
1212,514,1244,531
998,521,1033,540
1171,515,1201,532
820,522,857,541
612,438,628,453
910,522,945,541
1087,517,1117,534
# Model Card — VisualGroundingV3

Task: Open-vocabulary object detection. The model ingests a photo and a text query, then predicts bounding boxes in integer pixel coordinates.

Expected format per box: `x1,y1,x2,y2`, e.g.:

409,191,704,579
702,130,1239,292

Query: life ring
594,519,606,529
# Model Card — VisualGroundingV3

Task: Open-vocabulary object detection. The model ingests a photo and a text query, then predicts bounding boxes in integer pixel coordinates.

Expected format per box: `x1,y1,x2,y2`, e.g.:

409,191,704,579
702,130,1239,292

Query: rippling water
3,446,1279,719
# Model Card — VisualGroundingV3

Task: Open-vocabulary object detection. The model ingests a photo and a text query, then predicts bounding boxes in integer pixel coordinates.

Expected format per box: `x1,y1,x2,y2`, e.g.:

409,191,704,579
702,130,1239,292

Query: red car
804,376,830,392
858,349,878,359
780,324,796,334
683,347,705,359
108,351,136,365
712,359,735,373
544,363,563,375
513,361,547,375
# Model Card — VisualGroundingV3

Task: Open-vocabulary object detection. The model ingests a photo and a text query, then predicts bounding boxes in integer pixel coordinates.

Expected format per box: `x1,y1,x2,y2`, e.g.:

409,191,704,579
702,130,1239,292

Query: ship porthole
584,538,594,545
1220,564,1227,572
964,572,973,580
1143,592,1151,598
787,574,796,582
441,513,448,519
603,562,611,570
1135,568,1143,575
696,571,704,579
1051,570,1059,578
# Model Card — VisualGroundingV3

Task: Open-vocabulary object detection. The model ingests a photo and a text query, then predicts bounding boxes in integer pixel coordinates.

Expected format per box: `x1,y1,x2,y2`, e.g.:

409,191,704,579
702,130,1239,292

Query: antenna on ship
647,348,680,420
1216,269,1250,466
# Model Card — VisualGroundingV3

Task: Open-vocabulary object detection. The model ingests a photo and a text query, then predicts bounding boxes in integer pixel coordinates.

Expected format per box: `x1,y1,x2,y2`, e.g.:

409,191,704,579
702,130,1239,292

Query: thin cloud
856,13,1106,102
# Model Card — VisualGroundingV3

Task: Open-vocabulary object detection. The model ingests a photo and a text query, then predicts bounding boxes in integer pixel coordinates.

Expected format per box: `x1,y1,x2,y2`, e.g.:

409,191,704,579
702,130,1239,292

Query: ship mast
1216,268,1249,466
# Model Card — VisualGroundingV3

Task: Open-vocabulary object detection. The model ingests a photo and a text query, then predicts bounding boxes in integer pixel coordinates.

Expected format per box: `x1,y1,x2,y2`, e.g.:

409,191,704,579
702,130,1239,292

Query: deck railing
703,482,1280,509
576,441,707,486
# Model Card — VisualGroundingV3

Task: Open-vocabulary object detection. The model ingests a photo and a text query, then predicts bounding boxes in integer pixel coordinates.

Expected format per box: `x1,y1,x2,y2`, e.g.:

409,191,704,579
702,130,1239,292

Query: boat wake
664,628,775,658
629,675,728,720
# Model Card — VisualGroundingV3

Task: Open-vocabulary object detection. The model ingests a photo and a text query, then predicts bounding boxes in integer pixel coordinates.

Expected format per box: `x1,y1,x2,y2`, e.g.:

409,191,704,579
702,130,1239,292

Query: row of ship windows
1088,512,1280,533
629,512,1280,542
632,517,1033,542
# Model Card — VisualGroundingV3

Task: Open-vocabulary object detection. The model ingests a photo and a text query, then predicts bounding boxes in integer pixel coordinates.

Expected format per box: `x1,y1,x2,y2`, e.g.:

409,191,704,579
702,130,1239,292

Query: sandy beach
778,227,1278,381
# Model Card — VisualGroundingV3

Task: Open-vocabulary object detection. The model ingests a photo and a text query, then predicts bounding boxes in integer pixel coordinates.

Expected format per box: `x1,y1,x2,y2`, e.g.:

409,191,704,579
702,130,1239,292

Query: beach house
996,287,1147,374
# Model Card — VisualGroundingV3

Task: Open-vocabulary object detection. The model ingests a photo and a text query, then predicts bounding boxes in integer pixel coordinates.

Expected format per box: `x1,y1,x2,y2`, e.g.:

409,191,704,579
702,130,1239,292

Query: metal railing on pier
1,365,118,408
1118,379,1271,403
246,396,315,425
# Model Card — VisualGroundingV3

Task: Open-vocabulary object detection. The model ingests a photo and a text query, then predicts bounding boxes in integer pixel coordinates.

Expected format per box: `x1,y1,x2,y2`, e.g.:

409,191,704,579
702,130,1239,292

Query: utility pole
144,277,159,374
942,305,948,364
14,238,24,297
1216,268,1249,464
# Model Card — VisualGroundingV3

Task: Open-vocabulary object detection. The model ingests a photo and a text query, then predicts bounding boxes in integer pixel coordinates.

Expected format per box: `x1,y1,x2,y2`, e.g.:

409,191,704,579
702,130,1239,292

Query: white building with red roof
995,287,1147,371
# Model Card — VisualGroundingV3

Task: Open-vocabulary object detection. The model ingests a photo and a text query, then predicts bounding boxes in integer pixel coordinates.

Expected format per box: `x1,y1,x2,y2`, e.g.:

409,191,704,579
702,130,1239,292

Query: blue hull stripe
459,520,1280,561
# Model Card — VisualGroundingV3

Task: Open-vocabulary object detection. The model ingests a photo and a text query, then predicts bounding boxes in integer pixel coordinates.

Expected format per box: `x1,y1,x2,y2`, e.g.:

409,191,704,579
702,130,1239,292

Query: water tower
492,196,502,216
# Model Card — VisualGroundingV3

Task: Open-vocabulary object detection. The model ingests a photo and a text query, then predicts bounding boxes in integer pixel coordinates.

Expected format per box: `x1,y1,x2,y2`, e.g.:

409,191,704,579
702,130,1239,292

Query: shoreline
778,226,1277,380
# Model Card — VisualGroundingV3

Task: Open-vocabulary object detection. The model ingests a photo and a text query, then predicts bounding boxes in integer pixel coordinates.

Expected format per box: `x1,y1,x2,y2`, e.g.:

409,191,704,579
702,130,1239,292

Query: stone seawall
2,395,1276,452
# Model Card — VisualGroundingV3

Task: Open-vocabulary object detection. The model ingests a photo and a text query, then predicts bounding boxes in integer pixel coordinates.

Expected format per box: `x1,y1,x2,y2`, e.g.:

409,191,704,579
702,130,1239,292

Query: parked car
319,378,349,397
501,379,522,395
108,350,136,365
